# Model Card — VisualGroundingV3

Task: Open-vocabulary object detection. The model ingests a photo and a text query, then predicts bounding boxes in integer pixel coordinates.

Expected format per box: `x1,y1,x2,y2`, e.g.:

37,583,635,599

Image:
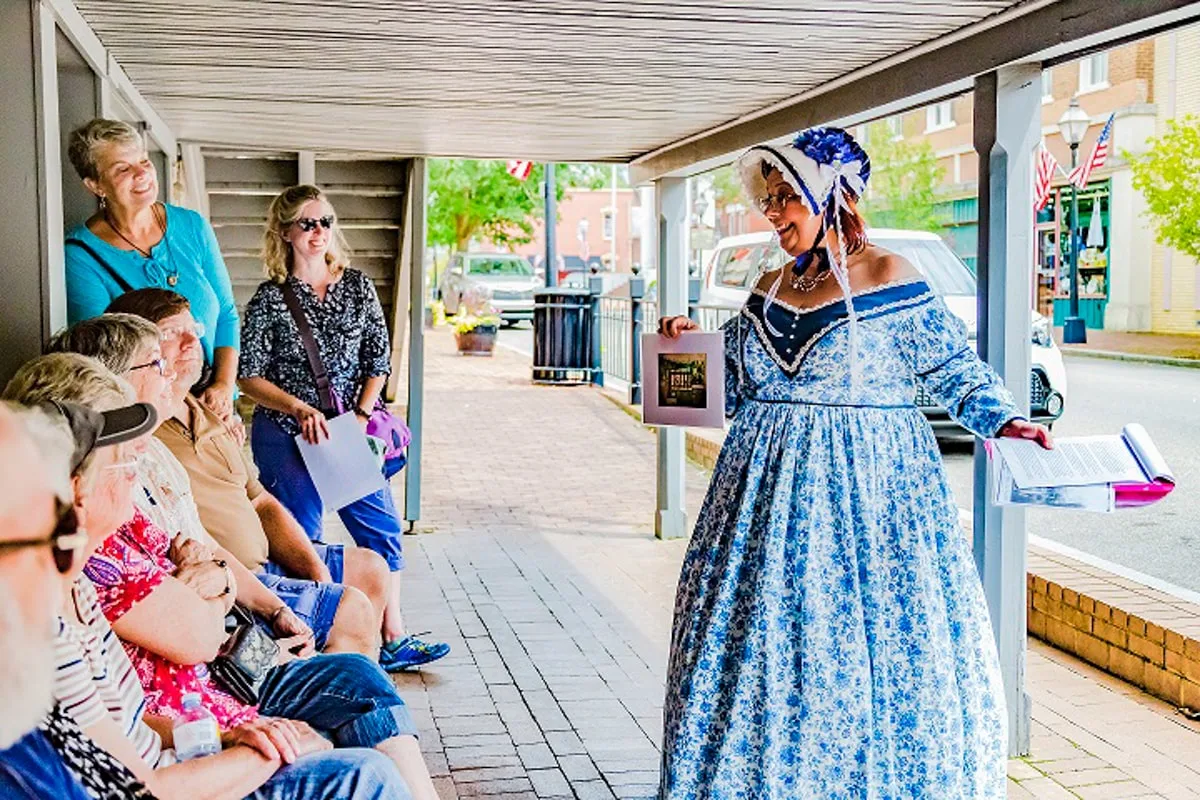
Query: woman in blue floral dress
657,128,1052,800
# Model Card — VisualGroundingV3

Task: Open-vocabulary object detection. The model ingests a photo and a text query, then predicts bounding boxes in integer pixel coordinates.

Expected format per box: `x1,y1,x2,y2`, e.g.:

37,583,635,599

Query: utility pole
544,162,558,287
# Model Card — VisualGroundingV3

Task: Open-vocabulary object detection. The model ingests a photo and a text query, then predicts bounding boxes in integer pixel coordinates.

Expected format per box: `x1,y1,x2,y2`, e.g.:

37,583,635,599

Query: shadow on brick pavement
338,329,1200,800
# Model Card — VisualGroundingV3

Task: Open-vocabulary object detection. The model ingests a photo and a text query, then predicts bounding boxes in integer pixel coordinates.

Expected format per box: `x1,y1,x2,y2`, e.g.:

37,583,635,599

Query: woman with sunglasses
63,118,240,424
239,185,447,673
3,356,426,800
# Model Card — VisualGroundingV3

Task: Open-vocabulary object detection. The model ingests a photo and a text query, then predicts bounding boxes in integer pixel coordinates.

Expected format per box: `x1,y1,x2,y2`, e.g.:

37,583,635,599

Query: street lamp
1057,97,1091,344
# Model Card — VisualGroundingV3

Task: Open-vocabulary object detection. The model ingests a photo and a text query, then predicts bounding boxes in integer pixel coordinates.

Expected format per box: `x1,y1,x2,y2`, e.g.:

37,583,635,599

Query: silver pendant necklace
790,266,832,292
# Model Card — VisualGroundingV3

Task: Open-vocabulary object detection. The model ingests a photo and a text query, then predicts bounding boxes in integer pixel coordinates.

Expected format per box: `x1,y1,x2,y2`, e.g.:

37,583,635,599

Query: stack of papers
989,424,1174,513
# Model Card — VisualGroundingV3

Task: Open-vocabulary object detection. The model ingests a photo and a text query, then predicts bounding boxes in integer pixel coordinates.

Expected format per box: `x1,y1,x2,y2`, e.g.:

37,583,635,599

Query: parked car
440,252,539,325
699,229,1068,433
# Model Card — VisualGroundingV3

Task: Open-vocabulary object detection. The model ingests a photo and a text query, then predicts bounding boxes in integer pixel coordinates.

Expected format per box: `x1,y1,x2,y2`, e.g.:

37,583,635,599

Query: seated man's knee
333,586,378,638
346,548,390,602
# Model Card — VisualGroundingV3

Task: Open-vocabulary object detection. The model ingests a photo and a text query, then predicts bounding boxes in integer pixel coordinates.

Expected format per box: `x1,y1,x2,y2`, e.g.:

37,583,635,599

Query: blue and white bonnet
735,126,872,391
735,126,871,223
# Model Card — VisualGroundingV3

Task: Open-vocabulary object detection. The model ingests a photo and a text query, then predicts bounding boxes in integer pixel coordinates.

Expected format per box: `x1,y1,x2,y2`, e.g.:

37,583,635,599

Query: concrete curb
1062,348,1200,369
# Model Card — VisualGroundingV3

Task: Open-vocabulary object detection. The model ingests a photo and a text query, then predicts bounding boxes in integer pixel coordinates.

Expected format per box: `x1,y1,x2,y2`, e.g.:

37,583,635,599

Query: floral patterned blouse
83,510,257,731
239,269,391,436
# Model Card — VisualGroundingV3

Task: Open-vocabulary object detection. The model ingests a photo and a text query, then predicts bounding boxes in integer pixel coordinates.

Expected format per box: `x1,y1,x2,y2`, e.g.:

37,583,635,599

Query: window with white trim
1041,69,1054,103
925,101,954,133
1079,53,1109,93
886,115,902,138
602,209,615,241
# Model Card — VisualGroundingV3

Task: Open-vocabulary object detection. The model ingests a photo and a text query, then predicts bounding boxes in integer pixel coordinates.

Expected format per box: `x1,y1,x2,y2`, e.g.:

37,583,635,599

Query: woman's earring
98,196,107,210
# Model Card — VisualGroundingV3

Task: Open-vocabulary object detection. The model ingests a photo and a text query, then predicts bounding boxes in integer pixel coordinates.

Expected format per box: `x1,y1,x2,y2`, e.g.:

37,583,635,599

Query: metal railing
597,295,632,383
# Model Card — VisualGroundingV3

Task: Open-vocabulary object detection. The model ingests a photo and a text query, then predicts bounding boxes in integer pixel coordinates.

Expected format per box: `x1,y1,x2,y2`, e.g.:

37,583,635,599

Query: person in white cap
657,126,1051,799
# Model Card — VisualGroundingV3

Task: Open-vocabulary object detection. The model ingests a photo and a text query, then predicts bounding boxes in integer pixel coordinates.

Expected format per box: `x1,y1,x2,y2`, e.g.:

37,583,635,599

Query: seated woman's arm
111,575,230,664
83,714,278,800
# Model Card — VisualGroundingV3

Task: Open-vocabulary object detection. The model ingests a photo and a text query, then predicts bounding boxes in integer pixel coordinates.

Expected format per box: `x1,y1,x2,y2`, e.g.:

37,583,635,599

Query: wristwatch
353,406,372,421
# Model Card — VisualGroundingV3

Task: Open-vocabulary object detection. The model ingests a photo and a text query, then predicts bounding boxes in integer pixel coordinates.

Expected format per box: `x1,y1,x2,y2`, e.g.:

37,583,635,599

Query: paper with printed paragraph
990,434,1146,489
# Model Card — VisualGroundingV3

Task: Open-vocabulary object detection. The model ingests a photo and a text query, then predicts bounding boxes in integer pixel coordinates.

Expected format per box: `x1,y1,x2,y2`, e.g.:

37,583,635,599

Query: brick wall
1027,572,1200,711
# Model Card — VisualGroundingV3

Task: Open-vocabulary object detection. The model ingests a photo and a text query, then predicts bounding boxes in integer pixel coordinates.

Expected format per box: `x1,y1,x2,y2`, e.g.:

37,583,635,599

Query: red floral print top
82,510,257,730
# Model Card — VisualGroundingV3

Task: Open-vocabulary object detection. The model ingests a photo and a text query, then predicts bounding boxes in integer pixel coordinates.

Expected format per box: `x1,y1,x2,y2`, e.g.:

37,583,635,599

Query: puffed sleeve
357,270,391,378
721,315,746,418
901,296,1022,438
237,283,275,380
195,213,240,352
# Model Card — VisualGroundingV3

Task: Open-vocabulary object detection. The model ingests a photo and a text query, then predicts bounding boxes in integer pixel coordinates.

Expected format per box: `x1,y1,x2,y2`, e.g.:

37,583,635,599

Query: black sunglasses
0,500,85,574
295,215,334,232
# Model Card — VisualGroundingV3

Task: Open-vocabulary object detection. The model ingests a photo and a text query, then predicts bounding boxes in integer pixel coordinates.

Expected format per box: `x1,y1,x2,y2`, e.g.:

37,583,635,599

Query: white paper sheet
992,455,1115,512
295,412,386,510
990,434,1147,489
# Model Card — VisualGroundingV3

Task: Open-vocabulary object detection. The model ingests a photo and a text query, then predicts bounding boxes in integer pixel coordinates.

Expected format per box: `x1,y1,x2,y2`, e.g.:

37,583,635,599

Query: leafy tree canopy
857,121,945,233
1127,115,1200,262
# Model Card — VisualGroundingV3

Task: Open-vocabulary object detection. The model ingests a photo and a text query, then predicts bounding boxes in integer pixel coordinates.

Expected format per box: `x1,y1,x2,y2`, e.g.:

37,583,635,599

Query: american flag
506,160,533,181
1067,113,1114,189
1034,145,1062,212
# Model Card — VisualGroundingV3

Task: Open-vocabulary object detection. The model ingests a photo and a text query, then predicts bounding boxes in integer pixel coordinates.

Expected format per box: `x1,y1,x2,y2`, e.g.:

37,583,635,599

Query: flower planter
455,324,498,356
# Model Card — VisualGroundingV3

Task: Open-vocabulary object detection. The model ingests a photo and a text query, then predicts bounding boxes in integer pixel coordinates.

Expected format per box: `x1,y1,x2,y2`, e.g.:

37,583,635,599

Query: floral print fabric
239,269,391,436
661,280,1016,800
84,510,258,730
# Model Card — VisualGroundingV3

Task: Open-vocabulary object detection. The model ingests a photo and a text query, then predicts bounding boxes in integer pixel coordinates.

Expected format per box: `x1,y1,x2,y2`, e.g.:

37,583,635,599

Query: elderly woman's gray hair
66,118,143,183
46,313,160,375
0,353,135,485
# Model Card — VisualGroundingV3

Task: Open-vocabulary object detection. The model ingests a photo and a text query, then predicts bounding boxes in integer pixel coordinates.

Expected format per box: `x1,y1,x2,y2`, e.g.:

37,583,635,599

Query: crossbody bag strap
279,281,337,414
66,238,135,293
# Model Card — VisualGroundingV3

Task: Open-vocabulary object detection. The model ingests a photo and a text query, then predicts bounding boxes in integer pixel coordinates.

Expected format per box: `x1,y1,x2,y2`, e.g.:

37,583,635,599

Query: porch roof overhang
67,0,1200,178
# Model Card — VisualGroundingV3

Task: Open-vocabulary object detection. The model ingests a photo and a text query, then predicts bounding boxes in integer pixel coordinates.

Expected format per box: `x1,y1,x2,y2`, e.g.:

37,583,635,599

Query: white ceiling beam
631,0,1200,183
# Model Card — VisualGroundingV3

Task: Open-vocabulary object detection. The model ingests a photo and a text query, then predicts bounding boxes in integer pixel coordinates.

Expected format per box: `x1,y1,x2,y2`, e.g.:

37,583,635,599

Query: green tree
858,121,945,233
426,161,625,254
1127,115,1200,262
426,159,546,252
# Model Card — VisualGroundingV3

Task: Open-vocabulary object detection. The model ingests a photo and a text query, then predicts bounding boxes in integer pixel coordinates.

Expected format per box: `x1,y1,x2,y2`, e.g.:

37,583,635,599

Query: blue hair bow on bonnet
735,126,872,392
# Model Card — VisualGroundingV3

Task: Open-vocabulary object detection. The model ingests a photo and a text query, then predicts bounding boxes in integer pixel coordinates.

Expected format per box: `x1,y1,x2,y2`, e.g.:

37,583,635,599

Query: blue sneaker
379,633,450,672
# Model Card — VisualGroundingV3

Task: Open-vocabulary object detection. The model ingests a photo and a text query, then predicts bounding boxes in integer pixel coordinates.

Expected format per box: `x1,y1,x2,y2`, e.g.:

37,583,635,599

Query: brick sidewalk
360,329,1200,799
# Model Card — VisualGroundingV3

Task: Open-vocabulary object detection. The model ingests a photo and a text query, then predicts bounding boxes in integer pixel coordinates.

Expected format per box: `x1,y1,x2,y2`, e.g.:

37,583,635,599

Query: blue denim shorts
258,653,419,749
260,543,345,583
256,573,344,650
251,416,405,572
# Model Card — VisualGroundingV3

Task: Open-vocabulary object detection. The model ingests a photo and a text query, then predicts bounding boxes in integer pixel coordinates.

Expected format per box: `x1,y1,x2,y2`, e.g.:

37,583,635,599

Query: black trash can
533,288,593,384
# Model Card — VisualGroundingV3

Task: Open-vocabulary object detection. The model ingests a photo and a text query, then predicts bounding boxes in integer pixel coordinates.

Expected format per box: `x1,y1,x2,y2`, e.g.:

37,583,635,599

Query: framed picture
641,331,725,428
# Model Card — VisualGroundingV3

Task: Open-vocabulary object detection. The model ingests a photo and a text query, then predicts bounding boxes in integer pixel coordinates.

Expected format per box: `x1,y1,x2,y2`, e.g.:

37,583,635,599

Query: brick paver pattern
352,330,1200,799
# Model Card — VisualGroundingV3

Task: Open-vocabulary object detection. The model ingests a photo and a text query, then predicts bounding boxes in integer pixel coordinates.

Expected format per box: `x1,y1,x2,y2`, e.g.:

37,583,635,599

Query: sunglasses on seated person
294,215,334,232
0,499,87,574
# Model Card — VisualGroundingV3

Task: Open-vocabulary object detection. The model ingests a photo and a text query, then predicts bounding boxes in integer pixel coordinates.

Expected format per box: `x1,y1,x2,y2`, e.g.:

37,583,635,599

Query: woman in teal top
63,118,239,420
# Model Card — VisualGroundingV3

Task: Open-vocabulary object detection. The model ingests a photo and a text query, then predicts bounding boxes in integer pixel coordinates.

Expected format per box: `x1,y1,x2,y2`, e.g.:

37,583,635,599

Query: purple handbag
280,283,410,467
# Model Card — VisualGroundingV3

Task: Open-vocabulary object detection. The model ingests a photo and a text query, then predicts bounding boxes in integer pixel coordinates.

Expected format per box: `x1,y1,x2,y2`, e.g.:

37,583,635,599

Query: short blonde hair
261,185,352,284
1,354,136,484
46,314,160,374
67,118,143,182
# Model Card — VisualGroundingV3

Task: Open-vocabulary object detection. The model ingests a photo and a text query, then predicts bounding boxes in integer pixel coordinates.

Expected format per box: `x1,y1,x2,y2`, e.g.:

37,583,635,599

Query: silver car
440,252,539,325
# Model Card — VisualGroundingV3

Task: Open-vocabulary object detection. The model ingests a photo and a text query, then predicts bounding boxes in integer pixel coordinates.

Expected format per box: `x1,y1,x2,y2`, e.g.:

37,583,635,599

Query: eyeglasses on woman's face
128,356,171,377
756,187,800,215
294,215,334,233
0,500,86,575
158,320,205,344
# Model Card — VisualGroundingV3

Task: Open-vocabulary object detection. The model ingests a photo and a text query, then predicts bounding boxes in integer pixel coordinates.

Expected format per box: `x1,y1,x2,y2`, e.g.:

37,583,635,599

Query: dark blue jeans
258,653,418,749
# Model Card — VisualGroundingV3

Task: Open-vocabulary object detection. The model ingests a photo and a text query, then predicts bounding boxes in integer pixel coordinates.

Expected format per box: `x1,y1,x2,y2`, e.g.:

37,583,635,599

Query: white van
700,229,1068,432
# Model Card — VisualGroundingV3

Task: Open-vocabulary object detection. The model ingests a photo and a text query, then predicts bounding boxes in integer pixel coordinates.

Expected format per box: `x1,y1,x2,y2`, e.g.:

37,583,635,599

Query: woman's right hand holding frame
658,315,700,339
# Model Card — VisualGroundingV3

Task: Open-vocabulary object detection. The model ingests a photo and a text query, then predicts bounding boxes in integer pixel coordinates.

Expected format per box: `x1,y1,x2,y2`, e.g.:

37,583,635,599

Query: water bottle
173,692,221,761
